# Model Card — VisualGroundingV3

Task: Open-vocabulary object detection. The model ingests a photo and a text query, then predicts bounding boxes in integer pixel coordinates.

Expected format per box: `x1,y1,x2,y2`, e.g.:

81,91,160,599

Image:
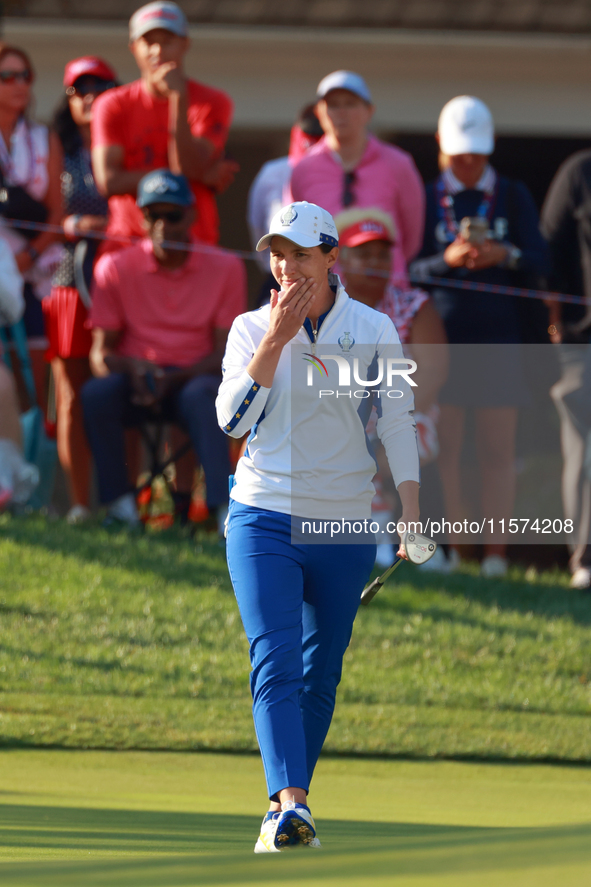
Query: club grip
360,577,384,606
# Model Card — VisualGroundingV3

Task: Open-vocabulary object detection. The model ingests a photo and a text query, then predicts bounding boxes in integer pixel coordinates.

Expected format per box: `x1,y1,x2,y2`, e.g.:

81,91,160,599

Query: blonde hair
438,151,451,171
334,206,397,241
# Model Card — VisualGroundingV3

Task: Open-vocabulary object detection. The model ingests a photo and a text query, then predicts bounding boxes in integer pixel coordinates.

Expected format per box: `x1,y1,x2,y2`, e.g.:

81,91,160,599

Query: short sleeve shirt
91,78,233,247
90,239,246,367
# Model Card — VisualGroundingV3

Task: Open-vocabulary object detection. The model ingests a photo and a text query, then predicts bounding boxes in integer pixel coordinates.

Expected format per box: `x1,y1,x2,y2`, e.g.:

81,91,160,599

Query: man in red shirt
81,169,246,528
91,1,236,247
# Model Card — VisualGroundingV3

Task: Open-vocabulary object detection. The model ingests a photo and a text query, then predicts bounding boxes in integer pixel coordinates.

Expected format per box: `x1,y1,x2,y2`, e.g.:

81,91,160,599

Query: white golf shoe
570,567,591,590
480,555,508,578
254,803,320,853
254,812,282,853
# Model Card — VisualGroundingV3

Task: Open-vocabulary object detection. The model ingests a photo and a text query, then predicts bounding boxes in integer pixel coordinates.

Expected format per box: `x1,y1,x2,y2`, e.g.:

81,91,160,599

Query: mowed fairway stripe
0,751,590,885
0,827,590,887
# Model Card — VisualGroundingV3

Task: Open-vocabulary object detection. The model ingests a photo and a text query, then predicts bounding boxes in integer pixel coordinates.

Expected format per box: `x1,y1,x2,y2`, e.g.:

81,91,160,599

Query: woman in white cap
217,201,420,852
412,96,550,577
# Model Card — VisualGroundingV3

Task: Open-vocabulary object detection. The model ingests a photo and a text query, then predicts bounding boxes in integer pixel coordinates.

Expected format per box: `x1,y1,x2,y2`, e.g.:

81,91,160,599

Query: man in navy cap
81,169,246,528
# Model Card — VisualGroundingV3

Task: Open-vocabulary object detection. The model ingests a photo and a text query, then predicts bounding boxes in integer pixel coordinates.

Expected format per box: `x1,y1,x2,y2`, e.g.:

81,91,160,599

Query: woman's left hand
395,510,421,561
465,240,508,270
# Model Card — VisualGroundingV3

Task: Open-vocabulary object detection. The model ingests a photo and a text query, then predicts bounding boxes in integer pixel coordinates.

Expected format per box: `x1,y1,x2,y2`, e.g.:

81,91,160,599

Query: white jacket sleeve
0,239,24,327
216,315,272,439
375,316,420,487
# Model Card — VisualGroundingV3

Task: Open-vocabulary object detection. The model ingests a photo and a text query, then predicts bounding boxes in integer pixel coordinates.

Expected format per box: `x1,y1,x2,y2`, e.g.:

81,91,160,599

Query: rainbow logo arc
302,353,328,376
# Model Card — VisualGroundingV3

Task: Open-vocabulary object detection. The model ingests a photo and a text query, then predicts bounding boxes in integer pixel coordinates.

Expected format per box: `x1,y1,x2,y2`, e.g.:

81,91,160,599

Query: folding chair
135,419,193,526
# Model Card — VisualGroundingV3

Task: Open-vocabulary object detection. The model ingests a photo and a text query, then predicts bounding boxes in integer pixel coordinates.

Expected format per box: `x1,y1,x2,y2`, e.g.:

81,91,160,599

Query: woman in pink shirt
288,70,425,286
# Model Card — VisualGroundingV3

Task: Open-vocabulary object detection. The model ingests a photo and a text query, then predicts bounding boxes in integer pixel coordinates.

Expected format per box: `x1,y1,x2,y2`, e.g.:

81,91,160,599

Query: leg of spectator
81,373,138,505
475,407,517,558
0,364,22,447
125,428,144,490
30,347,47,415
437,404,466,549
550,348,591,572
170,426,195,494
52,357,92,508
174,375,231,510
23,285,48,414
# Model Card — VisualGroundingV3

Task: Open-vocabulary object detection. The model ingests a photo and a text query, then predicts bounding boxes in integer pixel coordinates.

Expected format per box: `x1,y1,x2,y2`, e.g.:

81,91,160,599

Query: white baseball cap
438,96,494,156
129,1,188,42
316,70,372,104
256,202,339,251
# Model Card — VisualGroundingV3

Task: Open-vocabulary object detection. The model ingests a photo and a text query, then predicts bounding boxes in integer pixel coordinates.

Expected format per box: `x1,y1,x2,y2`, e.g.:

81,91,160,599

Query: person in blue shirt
411,96,550,578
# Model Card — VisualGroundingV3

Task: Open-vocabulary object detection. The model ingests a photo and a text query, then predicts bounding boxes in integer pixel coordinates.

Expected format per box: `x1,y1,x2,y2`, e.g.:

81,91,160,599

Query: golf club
360,531,437,606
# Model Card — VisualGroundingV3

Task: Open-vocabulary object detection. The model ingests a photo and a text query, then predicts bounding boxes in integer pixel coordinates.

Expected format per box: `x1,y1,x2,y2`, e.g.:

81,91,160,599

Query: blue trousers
81,372,230,508
226,501,375,801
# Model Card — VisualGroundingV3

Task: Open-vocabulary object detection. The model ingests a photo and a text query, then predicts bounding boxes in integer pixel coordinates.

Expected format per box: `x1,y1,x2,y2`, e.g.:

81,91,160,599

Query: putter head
403,531,437,565
359,532,437,607
359,576,385,606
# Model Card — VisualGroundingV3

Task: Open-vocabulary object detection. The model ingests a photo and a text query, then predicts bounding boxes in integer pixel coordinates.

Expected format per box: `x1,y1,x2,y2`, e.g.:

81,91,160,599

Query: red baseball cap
338,218,394,248
63,57,117,89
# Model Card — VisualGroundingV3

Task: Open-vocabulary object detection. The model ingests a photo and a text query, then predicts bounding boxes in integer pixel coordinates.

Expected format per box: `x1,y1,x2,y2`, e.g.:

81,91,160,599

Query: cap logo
360,221,384,233
138,9,178,22
144,174,179,194
460,120,478,131
280,206,298,226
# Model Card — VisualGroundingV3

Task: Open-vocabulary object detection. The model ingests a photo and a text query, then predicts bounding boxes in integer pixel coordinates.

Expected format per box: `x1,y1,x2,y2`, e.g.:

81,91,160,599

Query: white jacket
216,275,419,519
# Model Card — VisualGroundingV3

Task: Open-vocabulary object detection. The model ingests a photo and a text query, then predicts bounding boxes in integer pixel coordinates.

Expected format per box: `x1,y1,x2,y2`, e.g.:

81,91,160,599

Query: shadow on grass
0,804,590,886
3,515,591,627
371,560,591,627
0,516,231,592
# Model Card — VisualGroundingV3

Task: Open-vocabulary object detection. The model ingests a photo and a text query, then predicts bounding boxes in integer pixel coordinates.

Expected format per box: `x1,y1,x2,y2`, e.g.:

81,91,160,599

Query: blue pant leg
226,504,309,801
300,543,376,785
173,374,231,510
81,373,137,505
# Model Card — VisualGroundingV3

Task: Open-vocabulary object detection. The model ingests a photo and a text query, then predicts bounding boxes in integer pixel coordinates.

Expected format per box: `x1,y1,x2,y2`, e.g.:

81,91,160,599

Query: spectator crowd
1,0,591,589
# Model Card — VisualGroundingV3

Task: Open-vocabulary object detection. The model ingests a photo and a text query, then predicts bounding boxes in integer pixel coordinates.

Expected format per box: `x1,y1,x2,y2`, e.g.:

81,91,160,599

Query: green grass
0,749,590,885
0,514,590,759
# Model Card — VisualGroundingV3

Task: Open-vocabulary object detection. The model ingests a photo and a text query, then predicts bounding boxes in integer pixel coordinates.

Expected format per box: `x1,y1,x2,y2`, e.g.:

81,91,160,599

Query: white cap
129,2,188,42
256,202,339,251
316,70,372,104
438,96,494,156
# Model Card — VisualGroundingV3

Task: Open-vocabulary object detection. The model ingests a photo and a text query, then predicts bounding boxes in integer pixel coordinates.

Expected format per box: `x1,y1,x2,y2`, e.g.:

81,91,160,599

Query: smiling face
130,28,188,81
0,52,32,116
315,89,373,144
340,239,392,308
269,236,339,292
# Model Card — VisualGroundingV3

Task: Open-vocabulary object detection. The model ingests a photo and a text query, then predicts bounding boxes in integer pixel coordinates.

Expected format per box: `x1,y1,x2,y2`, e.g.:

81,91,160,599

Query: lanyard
436,173,499,241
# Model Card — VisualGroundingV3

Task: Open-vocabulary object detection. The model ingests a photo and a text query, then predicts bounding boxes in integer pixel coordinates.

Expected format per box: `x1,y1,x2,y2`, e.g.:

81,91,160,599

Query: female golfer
216,201,419,852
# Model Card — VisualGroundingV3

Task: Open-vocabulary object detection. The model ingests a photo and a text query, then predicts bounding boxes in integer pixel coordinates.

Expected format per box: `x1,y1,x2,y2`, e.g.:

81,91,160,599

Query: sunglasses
0,69,32,85
343,171,356,208
66,80,115,98
145,208,185,223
